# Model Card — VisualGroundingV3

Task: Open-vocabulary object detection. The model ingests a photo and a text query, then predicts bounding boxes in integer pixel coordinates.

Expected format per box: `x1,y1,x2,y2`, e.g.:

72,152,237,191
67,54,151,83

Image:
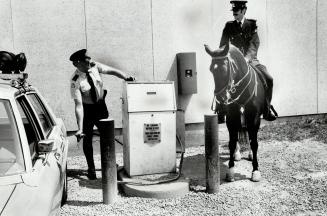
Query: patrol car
0,72,69,216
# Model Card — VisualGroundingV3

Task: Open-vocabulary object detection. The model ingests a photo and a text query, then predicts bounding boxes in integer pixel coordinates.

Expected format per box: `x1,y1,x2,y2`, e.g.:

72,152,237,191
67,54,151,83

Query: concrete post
99,118,117,204
204,114,219,193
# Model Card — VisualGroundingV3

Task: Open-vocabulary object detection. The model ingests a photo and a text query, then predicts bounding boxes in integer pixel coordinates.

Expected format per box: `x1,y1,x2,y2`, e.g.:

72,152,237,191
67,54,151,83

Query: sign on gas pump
144,123,161,144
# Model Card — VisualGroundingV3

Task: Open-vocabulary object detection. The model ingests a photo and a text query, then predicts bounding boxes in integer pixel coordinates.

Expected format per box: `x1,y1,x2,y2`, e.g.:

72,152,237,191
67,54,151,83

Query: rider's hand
125,76,135,81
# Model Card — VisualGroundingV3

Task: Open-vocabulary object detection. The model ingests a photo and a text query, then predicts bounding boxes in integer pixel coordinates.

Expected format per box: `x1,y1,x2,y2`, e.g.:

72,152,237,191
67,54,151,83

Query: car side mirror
37,139,55,155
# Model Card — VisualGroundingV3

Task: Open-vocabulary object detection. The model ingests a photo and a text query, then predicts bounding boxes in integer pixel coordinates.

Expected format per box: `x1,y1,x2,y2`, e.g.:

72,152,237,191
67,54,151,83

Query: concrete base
118,169,190,199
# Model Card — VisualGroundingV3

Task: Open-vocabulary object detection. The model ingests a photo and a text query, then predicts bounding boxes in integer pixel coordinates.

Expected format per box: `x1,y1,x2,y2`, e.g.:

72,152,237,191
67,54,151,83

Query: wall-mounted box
176,52,197,94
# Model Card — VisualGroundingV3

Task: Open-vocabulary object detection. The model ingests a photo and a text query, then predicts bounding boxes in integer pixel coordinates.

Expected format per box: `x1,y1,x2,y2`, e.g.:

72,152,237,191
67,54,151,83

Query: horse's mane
228,45,248,74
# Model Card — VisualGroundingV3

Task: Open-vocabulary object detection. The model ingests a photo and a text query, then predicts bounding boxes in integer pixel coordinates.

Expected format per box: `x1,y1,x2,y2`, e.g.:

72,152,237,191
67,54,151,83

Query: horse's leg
226,130,238,182
248,128,261,182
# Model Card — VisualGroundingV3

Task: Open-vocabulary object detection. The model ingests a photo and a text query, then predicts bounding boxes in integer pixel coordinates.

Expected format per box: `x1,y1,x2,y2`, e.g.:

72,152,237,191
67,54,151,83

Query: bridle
211,54,258,110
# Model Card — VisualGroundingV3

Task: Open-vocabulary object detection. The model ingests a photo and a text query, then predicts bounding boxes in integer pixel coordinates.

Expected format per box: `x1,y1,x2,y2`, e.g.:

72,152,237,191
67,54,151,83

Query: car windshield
0,99,25,176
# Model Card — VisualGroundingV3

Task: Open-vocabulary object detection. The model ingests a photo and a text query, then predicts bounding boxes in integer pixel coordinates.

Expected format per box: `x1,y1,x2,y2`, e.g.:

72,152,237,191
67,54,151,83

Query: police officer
218,0,277,122
70,49,134,180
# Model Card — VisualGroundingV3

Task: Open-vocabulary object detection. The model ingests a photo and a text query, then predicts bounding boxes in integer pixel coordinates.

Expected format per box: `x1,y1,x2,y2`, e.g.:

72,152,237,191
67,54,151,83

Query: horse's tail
239,128,249,147
238,107,249,148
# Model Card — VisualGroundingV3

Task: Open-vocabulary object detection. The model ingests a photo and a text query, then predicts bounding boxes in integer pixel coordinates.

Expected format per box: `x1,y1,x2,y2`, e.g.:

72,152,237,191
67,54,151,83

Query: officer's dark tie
86,72,97,103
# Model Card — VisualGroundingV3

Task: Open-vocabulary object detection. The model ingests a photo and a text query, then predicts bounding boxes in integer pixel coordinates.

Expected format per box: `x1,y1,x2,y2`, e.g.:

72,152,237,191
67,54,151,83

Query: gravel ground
58,117,327,216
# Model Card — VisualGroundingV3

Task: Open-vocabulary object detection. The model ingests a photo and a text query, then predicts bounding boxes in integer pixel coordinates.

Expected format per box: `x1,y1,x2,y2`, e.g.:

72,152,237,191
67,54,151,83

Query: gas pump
122,81,177,176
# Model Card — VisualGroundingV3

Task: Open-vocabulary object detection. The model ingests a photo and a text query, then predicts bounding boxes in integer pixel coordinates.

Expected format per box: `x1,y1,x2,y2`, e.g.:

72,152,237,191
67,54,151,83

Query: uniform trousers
82,100,109,171
251,62,273,103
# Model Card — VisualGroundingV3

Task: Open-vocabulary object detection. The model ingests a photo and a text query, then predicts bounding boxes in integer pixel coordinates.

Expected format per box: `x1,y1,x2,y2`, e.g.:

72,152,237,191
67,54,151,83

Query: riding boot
263,87,277,121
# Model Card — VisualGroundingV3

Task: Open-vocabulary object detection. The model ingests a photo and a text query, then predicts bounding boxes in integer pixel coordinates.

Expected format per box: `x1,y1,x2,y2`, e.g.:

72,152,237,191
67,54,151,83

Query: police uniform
70,62,109,106
220,18,259,61
70,60,111,176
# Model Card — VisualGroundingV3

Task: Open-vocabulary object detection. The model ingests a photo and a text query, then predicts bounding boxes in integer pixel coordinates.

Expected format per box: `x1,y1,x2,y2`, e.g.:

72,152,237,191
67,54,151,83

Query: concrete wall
0,0,325,131
267,0,318,115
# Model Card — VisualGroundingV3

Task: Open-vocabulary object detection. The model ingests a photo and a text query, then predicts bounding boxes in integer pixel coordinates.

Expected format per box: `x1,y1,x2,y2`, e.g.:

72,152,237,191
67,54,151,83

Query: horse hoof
248,151,253,161
251,171,261,182
226,168,235,182
234,151,242,161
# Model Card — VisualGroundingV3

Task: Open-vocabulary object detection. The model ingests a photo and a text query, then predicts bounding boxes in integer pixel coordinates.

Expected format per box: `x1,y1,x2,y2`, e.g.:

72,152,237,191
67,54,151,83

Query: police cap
230,0,247,11
69,49,91,62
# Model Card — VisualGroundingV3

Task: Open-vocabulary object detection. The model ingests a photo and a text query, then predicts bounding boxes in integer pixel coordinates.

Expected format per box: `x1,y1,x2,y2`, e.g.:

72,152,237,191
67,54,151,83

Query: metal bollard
99,118,117,204
204,114,219,193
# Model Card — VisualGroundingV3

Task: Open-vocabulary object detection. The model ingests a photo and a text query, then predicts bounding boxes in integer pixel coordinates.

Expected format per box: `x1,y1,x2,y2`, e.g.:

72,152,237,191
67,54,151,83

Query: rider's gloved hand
125,76,135,81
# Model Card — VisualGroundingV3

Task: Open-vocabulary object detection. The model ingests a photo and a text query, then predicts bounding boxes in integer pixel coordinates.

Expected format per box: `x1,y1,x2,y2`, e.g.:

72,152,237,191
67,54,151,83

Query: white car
0,73,69,216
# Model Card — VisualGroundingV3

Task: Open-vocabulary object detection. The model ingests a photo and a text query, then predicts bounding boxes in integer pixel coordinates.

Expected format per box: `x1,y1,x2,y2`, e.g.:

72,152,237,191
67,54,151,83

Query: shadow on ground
65,200,103,207
67,168,103,189
182,152,247,191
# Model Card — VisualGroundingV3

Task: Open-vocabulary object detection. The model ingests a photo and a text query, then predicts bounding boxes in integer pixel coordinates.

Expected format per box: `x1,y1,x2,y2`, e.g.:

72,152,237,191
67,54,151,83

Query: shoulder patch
72,74,79,81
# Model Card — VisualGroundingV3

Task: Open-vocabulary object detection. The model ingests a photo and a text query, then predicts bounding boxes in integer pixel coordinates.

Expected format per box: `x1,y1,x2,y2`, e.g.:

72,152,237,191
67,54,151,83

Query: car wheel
61,164,68,206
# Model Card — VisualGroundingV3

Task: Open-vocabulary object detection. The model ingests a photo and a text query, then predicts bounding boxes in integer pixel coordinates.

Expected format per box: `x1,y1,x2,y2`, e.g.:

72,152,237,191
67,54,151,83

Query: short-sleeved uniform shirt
70,62,111,104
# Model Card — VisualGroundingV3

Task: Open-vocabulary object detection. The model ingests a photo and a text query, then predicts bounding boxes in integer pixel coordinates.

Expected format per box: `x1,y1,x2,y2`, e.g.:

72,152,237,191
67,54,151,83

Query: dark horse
205,43,264,182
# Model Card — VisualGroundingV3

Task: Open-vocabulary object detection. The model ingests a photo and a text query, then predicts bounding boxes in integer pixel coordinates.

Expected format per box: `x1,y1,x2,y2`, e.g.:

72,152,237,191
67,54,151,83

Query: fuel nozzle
75,133,85,142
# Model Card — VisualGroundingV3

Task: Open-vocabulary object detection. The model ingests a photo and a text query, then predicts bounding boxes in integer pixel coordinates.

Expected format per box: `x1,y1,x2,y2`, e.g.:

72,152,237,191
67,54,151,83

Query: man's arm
245,20,260,62
219,23,230,48
97,63,128,80
74,98,84,137
70,79,84,139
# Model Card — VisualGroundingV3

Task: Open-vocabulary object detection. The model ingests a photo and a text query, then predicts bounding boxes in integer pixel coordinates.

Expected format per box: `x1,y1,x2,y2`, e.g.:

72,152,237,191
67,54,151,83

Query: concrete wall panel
152,0,216,123
85,0,153,128
11,0,86,129
318,0,327,113
0,0,14,50
267,0,317,116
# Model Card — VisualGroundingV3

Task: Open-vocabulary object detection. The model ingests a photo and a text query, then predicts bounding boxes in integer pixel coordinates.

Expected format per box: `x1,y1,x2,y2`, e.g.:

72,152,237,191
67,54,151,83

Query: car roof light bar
0,72,28,81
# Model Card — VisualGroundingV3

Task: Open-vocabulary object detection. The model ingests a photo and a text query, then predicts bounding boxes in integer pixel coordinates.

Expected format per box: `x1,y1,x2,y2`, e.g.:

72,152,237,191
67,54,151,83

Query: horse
204,43,265,182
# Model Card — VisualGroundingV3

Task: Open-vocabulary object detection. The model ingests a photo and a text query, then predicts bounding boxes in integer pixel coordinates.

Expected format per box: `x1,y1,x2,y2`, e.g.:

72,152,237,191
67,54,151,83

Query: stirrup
264,111,276,121
270,105,278,117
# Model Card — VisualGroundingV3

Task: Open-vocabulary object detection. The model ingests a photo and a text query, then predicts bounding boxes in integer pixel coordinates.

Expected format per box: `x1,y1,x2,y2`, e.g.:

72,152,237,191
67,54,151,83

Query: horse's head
205,43,233,103
205,43,248,104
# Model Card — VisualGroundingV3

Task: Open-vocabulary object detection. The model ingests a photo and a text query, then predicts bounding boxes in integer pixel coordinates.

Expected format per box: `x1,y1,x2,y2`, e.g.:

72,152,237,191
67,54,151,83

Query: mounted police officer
217,0,277,122
70,49,134,180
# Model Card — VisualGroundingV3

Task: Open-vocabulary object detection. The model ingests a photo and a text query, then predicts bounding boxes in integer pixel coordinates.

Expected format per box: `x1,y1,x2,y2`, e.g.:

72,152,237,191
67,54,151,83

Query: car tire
61,164,68,206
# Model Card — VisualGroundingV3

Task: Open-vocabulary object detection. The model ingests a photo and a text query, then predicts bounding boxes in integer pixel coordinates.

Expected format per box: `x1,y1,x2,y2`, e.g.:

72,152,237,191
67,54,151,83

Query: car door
16,93,63,215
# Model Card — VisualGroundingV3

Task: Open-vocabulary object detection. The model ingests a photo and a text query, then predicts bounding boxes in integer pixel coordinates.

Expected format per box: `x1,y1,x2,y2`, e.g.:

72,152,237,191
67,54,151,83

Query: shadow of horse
181,152,247,192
